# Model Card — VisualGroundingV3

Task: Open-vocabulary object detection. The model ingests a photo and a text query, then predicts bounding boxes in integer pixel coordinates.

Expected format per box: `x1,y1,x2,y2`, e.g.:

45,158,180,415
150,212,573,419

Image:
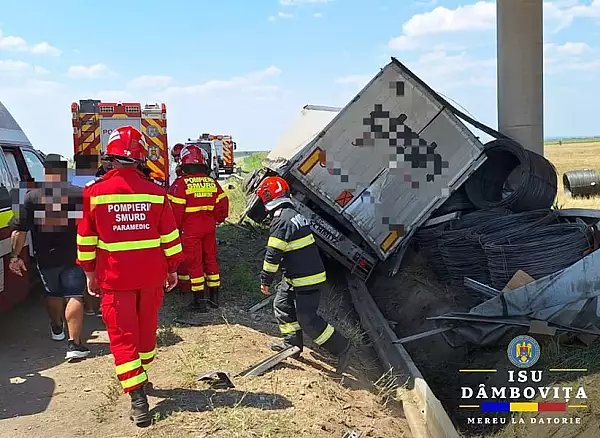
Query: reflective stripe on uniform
314,324,335,345
164,243,182,257
115,358,143,375
91,194,164,206
216,192,227,202
77,235,98,245
185,205,215,213
206,273,220,287
140,349,156,371
191,276,205,284
160,229,179,244
77,250,96,261
263,261,279,273
285,271,327,288
120,372,148,391
279,321,301,334
168,194,186,204
97,238,161,252
286,234,315,251
267,236,287,251
267,234,316,252
191,284,205,291
178,274,190,281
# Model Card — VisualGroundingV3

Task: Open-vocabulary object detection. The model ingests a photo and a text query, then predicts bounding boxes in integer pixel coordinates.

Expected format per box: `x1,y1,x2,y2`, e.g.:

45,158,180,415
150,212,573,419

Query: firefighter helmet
58,266,87,297
172,143,184,161
256,176,291,210
180,144,206,165
105,126,147,163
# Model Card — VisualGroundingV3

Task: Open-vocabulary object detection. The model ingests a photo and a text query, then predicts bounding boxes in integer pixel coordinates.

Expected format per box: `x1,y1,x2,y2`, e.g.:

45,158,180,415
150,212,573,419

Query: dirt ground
0,224,411,438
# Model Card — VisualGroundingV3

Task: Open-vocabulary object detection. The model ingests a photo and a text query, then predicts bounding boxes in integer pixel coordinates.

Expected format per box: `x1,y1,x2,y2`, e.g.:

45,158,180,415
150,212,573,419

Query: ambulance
71,100,170,185
0,100,45,313
198,133,237,174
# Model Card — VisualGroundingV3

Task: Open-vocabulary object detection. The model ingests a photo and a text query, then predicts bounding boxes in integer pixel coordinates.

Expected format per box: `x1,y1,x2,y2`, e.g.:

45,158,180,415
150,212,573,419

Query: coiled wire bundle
484,222,593,289
415,223,450,282
563,170,600,197
465,139,558,212
438,209,512,286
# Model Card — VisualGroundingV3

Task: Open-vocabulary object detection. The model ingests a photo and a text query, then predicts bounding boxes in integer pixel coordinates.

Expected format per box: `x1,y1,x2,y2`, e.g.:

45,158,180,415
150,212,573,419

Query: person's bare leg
65,298,85,344
46,296,65,327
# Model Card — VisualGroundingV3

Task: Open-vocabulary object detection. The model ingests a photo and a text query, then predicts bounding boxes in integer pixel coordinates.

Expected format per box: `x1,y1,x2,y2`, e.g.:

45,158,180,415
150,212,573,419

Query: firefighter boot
188,291,208,313
129,387,151,427
208,287,220,309
336,343,354,375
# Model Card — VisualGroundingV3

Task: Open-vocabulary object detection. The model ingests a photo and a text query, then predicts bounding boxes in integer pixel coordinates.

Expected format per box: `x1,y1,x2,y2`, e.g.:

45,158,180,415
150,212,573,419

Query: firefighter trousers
273,281,348,356
100,286,164,393
178,232,220,293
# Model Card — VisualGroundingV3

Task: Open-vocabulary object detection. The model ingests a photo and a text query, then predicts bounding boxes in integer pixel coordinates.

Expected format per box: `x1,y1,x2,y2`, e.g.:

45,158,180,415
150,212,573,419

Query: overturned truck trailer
243,58,488,279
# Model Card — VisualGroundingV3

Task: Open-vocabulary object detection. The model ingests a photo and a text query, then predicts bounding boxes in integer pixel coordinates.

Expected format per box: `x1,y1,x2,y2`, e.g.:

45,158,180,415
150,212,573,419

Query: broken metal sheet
435,249,600,346
197,370,235,389
464,277,500,299
236,346,301,378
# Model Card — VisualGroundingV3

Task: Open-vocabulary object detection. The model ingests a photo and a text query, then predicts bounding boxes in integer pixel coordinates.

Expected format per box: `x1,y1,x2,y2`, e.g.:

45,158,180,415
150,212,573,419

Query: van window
22,150,45,182
2,149,21,184
0,152,15,210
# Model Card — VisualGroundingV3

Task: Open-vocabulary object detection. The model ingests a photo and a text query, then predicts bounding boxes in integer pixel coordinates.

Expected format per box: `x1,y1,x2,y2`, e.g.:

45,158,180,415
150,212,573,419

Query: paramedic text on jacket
256,176,352,374
76,125,183,428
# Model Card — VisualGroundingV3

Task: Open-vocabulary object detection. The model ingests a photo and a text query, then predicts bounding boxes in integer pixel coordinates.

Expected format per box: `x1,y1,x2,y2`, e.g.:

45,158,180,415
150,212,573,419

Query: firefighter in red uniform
168,144,229,312
76,126,183,427
171,143,185,178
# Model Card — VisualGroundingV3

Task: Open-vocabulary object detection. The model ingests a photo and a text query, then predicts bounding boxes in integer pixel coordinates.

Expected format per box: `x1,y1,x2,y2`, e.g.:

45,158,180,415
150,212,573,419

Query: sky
0,0,599,157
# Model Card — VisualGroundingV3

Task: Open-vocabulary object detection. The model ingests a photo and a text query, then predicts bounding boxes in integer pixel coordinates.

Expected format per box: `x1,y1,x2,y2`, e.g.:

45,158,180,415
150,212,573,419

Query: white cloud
313,12,323,18
554,41,591,55
278,11,294,18
127,75,174,89
388,1,600,52
268,16,276,22
0,29,61,56
68,64,115,79
34,65,50,75
545,41,599,73
280,0,333,5
157,66,281,99
0,60,30,72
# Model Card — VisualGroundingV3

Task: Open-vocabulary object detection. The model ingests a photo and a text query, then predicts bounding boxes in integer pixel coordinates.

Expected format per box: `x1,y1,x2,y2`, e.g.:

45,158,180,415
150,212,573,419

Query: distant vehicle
197,133,237,174
0,100,47,313
71,99,171,186
185,138,220,179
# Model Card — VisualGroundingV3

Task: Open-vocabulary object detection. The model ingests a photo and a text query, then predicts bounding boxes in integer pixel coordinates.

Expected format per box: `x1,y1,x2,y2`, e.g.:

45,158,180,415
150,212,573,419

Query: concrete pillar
497,0,544,156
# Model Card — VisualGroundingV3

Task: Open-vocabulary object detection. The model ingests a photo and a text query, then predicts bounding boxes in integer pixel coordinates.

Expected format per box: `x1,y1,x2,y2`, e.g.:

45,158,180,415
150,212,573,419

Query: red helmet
105,126,146,162
180,144,206,165
256,176,290,207
172,143,184,160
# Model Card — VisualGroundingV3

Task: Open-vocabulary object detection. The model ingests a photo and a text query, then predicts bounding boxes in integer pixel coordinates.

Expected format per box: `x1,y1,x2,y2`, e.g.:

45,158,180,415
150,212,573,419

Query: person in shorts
9,154,91,361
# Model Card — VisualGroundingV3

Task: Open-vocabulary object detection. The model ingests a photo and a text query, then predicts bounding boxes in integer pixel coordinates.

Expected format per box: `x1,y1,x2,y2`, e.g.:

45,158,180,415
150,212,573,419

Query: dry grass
545,139,600,209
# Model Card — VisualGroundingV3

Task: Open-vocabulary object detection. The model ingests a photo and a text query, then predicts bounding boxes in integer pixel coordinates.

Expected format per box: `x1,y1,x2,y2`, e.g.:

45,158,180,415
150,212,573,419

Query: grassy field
486,138,600,438
545,139,600,209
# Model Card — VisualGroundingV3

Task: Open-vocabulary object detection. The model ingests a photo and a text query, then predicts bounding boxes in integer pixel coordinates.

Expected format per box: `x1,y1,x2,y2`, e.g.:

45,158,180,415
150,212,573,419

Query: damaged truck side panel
246,57,487,278
285,59,486,259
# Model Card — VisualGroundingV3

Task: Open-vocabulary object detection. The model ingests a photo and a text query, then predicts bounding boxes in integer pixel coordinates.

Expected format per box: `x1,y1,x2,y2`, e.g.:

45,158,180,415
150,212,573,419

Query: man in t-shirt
9,154,90,361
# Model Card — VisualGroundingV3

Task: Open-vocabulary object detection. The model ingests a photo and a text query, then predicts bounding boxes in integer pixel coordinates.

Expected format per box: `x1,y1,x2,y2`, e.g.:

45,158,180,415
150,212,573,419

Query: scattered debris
197,370,235,389
236,345,301,378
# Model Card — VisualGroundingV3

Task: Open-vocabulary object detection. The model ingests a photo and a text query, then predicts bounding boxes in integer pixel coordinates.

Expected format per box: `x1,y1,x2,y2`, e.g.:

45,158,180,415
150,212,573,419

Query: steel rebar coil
432,185,475,217
415,223,450,282
483,222,593,289
465,139,558,212
438,209,512,286
563,169,600,197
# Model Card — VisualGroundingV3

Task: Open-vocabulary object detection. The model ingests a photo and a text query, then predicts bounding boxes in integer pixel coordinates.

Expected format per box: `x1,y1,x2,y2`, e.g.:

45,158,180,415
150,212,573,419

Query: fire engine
198,133,236,175
71,100,170,185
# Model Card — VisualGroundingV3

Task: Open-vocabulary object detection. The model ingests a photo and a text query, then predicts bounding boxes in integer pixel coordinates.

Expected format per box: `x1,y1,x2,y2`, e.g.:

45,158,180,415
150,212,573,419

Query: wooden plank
346,274,460,438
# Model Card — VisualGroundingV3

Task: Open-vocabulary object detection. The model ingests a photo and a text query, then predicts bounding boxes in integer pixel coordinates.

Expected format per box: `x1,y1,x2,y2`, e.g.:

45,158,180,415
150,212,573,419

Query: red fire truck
71,100,170,184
